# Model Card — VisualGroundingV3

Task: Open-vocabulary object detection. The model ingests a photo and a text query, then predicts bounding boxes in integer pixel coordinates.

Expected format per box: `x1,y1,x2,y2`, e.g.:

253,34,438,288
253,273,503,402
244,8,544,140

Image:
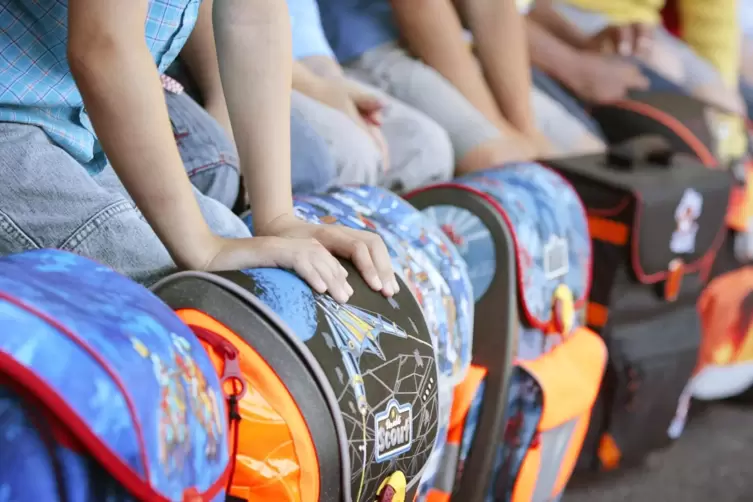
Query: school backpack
0,249,231,501
406,163,608,501
288,185,474,502
686,268,753,403
153,185,462,502
546,137,733,473
590,90,753,268
589,92,753,411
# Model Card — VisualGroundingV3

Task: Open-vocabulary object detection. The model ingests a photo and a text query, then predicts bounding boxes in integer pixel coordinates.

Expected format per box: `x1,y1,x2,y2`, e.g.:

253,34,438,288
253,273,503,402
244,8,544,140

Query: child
550,0,747,160
316,0,606,175
525,0,649,105
0,0,396,304
290,0,454,192
164,6,338,201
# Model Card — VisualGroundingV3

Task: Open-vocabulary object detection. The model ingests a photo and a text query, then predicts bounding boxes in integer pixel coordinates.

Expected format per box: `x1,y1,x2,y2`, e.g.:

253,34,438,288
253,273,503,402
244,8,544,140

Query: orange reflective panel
176,309,320,502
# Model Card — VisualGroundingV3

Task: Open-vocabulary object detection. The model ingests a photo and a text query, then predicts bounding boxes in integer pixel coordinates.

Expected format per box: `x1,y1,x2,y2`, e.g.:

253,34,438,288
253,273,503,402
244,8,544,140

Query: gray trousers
291,83,455,193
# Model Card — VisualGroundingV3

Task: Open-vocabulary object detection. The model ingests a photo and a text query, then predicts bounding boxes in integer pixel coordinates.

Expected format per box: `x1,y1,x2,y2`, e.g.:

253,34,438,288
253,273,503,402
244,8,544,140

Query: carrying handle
606,135,675,169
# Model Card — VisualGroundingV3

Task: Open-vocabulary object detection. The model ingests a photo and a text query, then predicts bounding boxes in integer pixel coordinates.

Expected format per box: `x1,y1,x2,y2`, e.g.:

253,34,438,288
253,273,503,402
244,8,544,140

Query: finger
613,25,634,57
316,228,384,291
294,259,328,294
353,93,384,114
313,251,352,303
363,109,383,126
357,231,399,296
633,23,654,57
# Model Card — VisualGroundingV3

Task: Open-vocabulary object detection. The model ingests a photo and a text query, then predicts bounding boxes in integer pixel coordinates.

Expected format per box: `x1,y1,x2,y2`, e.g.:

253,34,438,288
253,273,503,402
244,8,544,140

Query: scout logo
375,399,413,462
543,235,569,280
670,188,703,254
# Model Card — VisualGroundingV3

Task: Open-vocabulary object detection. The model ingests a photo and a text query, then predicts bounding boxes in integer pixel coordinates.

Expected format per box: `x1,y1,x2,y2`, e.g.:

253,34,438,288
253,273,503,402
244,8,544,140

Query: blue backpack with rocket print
0,250,231,502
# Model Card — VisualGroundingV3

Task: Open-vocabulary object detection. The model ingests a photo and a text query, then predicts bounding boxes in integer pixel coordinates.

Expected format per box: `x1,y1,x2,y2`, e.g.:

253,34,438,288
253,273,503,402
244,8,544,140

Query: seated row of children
0,0,748,302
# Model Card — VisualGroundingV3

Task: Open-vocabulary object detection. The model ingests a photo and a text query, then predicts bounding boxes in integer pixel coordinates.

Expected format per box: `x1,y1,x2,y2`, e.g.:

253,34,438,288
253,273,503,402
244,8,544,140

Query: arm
180,0,233,138
454,0,535,134
68,0,218,269
390,0,510,131
213,0,294,232
528,0,590,49
526,18,581,87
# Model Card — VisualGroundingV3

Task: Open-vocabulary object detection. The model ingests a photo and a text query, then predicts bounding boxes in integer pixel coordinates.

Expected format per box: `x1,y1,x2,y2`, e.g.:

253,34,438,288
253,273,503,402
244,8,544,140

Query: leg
0,122,250,286
642,27,745,116
342,76,455,192
347,43,531,173
165,90,241,209
291,90,383,186
530,67,606,141
290,106,338,194
530,86,606,156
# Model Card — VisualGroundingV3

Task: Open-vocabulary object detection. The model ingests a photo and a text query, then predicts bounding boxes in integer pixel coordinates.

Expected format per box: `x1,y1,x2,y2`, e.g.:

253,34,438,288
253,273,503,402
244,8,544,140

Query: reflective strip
433,442,460,494
531,419,578,502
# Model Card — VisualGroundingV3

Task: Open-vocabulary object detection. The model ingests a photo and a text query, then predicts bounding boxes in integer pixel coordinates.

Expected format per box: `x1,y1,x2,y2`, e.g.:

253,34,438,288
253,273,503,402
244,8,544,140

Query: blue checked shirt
0,0,201,174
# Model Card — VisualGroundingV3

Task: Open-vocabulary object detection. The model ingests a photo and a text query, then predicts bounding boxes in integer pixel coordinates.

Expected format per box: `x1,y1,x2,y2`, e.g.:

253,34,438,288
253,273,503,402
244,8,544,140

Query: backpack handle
607,135,675,169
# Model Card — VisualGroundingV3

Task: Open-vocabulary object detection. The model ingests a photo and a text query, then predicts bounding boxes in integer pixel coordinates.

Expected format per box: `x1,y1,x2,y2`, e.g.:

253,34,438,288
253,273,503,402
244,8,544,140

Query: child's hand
257,213,399,298
201,235,354,303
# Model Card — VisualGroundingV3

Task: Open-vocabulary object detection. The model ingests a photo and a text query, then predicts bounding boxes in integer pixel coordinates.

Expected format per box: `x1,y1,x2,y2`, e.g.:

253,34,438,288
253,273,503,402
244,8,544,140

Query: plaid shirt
0,0,201,174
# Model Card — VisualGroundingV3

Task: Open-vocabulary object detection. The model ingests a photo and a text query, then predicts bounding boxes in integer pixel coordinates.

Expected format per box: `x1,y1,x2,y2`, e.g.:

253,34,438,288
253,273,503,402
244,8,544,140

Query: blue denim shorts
0,115,250,286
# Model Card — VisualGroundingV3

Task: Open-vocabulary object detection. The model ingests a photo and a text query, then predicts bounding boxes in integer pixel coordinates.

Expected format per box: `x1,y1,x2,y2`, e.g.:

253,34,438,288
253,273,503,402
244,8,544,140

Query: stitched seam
58,200,135,252
0,209,42,250
187,156,239,177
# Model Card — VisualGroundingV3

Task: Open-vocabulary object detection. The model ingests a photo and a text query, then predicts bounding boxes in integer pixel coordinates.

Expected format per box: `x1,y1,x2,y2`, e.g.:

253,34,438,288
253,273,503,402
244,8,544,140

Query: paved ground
562,402,753,502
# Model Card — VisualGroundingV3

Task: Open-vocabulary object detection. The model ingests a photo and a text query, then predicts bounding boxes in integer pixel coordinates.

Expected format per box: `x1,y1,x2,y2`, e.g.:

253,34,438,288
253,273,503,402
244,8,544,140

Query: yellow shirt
561,0,740,86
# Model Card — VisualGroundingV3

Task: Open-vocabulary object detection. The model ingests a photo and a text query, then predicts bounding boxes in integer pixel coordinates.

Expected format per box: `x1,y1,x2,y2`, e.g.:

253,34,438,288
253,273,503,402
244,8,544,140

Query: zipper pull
190,324,247,401
222,354,247,402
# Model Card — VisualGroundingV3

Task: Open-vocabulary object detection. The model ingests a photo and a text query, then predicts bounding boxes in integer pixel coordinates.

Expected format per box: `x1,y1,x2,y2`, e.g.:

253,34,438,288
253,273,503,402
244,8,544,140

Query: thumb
352,91,384,114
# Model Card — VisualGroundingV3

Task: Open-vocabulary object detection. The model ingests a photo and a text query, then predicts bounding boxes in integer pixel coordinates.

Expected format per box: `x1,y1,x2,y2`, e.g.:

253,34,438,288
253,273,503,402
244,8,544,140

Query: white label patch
374,399,413,463
543,236,569,280
670,188,703,254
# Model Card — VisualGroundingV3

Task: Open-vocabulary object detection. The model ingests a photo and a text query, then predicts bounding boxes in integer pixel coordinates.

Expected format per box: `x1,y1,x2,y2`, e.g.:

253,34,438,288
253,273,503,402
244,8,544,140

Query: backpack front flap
550,150,731,303
0,250,230,501
458,163,592,339
496,328,607,502
169,265,440,502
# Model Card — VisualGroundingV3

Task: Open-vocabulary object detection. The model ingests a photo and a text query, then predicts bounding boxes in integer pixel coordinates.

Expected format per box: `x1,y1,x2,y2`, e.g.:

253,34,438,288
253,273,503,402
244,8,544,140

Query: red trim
600,100,718,168
594,100,728,283
407,167,593,331
587,196,632,218
0,293,231,501
628,187,727,284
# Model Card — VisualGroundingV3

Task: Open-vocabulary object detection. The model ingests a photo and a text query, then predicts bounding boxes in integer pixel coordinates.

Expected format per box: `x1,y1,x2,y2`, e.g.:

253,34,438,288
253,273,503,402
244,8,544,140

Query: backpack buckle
376,471,407,502
664,258,685,302
552,284,575,337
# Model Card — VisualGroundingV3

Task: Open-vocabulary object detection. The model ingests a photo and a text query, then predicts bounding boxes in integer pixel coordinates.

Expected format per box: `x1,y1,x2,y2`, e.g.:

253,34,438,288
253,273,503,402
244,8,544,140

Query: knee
639,43,686,85
692,84,746,117
402,119,455,188
331,130,383,186
456,136,535,174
